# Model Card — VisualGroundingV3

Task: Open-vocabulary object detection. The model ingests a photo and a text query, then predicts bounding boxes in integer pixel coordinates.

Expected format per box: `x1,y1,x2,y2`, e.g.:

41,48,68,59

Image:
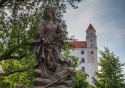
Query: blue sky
63,0,125,73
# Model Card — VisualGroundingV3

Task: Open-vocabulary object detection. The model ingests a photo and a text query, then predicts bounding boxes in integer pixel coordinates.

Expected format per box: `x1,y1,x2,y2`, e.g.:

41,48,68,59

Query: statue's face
45,10,53,18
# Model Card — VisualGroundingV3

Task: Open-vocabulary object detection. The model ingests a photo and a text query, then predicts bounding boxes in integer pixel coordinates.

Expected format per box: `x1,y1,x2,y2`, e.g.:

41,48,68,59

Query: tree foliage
92,47,125,88
0,0,81,63
74,70,92,88
0,0,82,87
0,0,82,9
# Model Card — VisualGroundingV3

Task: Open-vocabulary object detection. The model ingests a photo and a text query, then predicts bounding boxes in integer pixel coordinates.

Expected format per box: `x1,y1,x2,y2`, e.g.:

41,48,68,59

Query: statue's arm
52,21,64,43
31,21,47,44
36,22,46,39
56,21,64,38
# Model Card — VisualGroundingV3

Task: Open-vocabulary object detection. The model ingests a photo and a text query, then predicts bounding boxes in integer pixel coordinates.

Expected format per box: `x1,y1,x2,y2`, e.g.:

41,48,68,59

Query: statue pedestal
33,59,75,88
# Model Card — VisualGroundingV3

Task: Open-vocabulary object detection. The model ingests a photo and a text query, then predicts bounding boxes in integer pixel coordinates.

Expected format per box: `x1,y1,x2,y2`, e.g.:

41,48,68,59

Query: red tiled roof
70,41,87,48
87,24,95,30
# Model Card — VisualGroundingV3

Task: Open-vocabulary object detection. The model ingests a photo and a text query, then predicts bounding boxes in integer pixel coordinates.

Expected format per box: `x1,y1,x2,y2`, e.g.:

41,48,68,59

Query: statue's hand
42,38,50,44
53,34,59,39
53,34,61,41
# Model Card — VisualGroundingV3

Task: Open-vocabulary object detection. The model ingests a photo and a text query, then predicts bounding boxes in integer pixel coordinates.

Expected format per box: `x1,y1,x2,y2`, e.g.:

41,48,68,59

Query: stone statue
30,6,75,88
15,84,26,88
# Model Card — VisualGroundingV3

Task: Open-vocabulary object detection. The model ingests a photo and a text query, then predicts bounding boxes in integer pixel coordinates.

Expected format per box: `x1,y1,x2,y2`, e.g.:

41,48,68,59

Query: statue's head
43,6,55,21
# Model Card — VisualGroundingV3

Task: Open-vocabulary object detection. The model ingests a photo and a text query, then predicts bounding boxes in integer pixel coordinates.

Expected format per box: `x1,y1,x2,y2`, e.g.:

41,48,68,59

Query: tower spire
86,24,97,48
87,24,95,30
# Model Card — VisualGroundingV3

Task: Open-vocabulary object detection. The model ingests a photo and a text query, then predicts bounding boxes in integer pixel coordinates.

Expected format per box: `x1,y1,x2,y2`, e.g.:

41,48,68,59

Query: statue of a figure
15,85,26,88
31,6,75,88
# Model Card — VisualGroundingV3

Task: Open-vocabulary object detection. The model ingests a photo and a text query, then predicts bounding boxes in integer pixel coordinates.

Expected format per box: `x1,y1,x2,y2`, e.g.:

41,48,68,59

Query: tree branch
5,54,26,60
0,42,30,61
0,0,40,8
0,0,9,8
0,66,30,76
0,47,16,61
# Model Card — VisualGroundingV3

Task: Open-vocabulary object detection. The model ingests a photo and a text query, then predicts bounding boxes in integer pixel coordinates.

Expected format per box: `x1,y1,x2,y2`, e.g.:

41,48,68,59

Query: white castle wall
70,47,98,83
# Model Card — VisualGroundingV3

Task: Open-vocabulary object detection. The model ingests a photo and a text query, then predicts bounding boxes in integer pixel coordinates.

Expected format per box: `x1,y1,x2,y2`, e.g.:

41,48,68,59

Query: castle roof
87,24,95,30
70,41,87,48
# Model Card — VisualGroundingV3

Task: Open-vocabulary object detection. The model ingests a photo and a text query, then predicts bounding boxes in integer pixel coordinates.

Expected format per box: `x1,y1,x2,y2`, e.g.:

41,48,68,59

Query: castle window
91,44,93,46
91,51,93,54
82,67,85,72
81,58,85,63
80,44,84,48
81,51,84,54
91,40,92,42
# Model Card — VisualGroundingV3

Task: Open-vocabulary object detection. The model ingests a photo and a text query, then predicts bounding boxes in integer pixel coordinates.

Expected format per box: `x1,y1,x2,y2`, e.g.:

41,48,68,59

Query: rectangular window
81,51,84,54
91,51,93,54
81,58,85,63
82,67,85,72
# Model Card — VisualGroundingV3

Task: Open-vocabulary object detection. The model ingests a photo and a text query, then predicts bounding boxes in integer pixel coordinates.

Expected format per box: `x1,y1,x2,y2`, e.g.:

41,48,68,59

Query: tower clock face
87,51,94,63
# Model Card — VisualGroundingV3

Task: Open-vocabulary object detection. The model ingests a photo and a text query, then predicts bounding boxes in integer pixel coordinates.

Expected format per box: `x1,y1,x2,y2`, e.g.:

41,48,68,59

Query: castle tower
86,24,97,48
70,24,98,83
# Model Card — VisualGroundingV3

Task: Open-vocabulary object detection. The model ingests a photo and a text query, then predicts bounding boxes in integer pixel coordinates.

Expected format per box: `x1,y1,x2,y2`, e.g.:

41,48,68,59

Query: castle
70,24,98,83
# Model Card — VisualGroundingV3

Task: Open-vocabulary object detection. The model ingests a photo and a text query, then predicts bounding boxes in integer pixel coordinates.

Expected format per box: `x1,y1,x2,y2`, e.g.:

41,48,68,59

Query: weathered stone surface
30,6,75,88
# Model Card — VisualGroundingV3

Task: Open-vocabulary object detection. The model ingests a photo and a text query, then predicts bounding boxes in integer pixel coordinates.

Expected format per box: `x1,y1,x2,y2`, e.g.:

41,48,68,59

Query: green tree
0,0,81,8
92,47,125,88
0,0,82,87
74,70,92,88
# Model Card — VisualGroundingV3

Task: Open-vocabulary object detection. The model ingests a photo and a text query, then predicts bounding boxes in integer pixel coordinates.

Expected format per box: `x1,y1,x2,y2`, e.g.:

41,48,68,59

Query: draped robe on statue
30,20,64,76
